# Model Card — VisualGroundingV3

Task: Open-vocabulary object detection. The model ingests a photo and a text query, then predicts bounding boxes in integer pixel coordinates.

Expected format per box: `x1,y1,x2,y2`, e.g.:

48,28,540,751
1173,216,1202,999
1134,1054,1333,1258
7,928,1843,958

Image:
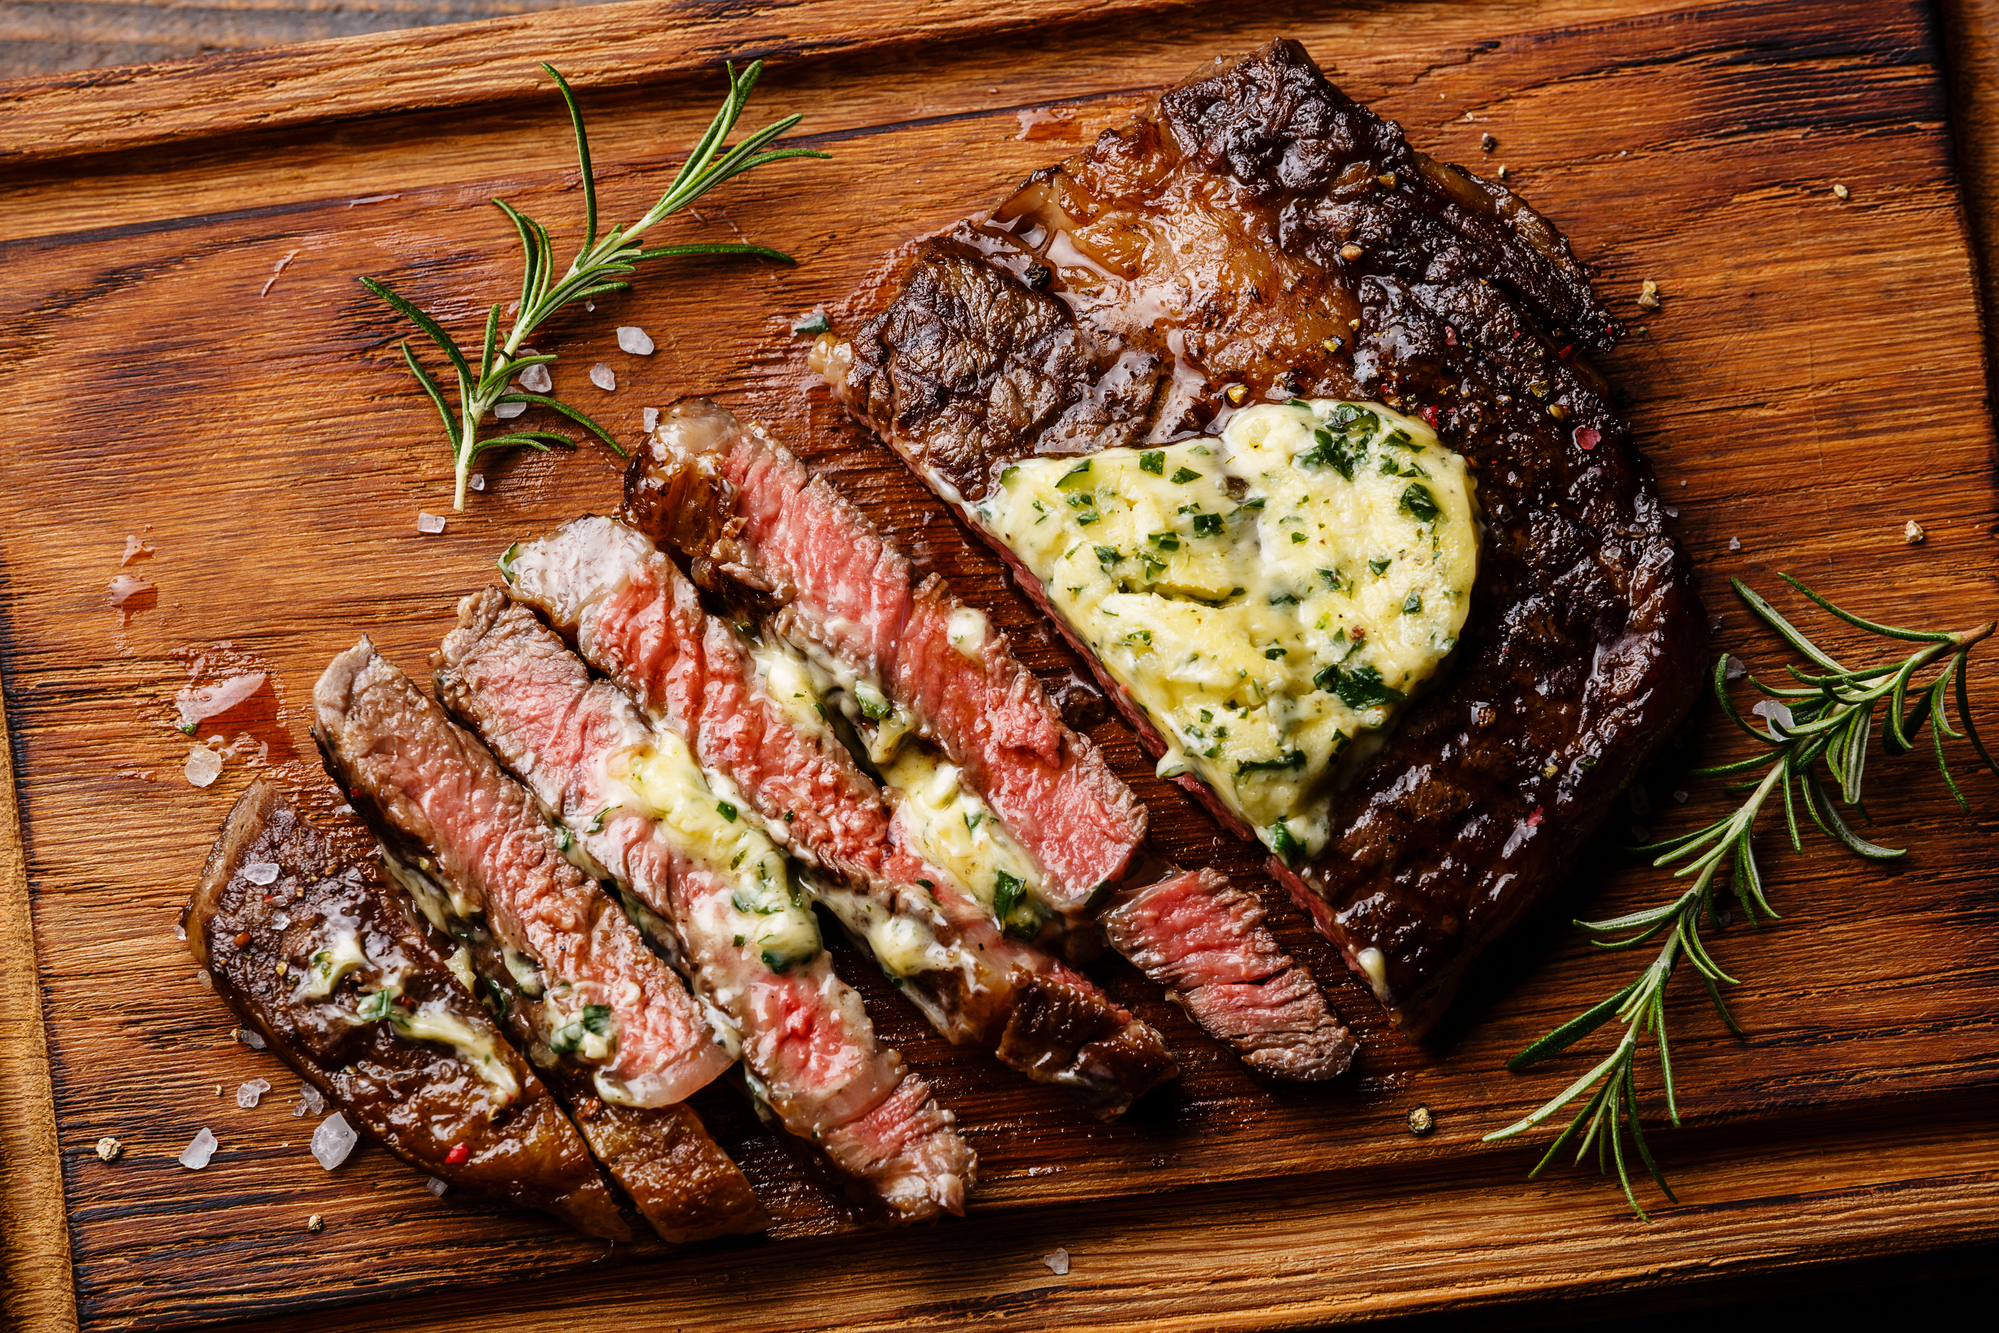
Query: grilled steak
824,39,1707,1035
503,515,1179,1119
437,588,975,1221
624,398,1145,912
1103,870,1352,1081
313,640,765,1242
184,779,627,1240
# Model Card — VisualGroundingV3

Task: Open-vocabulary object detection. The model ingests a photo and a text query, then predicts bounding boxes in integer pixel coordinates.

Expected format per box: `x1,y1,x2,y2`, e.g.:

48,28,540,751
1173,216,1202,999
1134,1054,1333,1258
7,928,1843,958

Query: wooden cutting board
3,0,1998,1328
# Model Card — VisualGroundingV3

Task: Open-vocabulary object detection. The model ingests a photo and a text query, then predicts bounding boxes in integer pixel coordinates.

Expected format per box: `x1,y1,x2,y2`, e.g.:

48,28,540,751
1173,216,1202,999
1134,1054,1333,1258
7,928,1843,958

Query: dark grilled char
1104,870,1353,1081
830,39,1707,1036
183,779,628,1240
312,640,765,1243
504,515,1178,1120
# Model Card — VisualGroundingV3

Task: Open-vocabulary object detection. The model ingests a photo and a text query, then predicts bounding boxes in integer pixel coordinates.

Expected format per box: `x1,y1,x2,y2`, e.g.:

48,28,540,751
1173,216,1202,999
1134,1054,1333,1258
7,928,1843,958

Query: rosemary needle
360,61,826,510
1485,574,1997,1218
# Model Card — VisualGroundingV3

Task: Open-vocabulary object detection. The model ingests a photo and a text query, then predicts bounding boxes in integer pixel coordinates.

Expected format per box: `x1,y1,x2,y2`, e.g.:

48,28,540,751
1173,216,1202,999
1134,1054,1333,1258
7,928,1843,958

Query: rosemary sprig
1485,574,1997,1218
360,61,825,510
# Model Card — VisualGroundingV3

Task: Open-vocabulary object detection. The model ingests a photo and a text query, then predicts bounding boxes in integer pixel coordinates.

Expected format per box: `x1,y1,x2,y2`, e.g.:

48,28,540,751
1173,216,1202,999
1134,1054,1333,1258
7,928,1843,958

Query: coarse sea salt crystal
176,672,266,730
108,574,153,608
242,861,280,886
179,1127,218,1170
643,407,660,433
469,474,486,492
311,1112,358,1170
417,512,447,535
195,969,214,991
616,325,655,355
184,746,223,789
494,401,526,420
237,1026,267,1051
520,362,553,394
293,1081,326,1118
1042,1248,1070,1276
589,363,617,391
426,1176,449,1196
1728,536,1742,551
237,1078,272,1108
1753,699,1795,735
1724,655,1747,681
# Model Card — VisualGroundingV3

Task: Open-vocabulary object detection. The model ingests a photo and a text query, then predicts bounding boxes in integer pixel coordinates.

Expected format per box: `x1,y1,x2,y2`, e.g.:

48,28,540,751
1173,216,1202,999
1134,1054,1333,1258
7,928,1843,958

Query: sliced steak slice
623,397,1145,912
184,779,627,1240
1103,870,1353,1081
437,588,974,1221
312,640,764,1242
502,515,1178,1119
825,39,1707,1036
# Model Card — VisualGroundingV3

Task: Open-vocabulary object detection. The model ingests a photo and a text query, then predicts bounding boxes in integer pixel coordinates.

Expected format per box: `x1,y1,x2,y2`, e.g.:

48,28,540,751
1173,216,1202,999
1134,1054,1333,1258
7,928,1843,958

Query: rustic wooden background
3,0,1999,1329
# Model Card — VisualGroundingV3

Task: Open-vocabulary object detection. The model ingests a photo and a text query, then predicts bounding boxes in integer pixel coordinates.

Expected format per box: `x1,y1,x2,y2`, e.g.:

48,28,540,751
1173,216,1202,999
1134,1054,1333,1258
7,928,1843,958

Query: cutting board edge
0,662,81,1332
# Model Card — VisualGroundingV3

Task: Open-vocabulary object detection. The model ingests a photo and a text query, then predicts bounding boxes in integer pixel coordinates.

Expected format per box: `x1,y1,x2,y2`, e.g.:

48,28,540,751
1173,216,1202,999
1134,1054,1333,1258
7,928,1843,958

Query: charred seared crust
838,38,1707,1036
996,969,1178,1120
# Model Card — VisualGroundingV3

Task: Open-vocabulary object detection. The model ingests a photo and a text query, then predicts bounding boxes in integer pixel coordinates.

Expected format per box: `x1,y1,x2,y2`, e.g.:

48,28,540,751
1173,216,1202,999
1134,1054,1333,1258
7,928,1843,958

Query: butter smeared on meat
979,400,1476,857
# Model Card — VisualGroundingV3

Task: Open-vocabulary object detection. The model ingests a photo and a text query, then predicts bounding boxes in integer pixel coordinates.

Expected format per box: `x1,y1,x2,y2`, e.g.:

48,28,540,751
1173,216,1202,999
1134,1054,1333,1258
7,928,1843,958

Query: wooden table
4,1,1999,1329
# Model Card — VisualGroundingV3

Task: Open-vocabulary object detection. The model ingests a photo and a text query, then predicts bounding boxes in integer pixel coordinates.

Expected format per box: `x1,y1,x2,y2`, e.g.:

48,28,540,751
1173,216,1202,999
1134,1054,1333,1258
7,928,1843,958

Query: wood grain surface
3,0,1998,1328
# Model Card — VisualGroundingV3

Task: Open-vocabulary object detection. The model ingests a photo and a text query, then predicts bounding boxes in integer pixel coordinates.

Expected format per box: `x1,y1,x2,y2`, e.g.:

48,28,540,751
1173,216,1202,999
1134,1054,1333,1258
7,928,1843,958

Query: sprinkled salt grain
469,474,486,492
1664,506,1679,518
1673,789,1690,803
307,1214,324,1233
179,1128,218,1170
426,1176,449,1196
1753,699,1795,735
1728,536,1742,551
589,363,617,391
176,672,266,730
237,1026,267,1051
617,325,655,355
195,969,214,990
184,745,223,788
293,1081,327,1118
311,1112,358,1170
417,512,447,535
237,1078,272,1108
242,861,280,886
97,1136,123,1162
494,401,526,420
271,910,290,929
520,363,553,394
174,923,186,941
1904,519,1926,545
1725,655,1747,681
643,407,660,433
1041,1248,1070,1276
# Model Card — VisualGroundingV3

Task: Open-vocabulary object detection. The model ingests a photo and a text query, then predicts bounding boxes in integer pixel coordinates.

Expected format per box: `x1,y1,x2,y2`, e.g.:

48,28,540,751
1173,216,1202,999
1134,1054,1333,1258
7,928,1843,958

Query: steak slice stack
185,779,628,1240
503,514,1180,1119
625,397,1146,913
313,639,766,1242
437,588,976,1221
823,38,1707,1036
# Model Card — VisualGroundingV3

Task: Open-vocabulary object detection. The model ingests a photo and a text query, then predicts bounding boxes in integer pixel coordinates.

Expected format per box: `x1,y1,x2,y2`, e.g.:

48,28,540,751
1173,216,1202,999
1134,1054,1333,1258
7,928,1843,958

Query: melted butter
978,400,1478,858
391,1000,521,1098
604,728,822,974
294,914,368,1000
879,747,1048,937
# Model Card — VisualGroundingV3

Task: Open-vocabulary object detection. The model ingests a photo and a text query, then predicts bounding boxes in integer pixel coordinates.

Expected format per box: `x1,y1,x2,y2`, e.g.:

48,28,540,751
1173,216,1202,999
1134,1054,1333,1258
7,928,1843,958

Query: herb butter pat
977,400,1478,858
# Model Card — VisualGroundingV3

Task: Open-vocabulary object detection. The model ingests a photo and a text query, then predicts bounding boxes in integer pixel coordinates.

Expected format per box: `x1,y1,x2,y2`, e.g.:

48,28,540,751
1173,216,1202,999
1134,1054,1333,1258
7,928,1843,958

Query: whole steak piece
824,39,1707,1036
